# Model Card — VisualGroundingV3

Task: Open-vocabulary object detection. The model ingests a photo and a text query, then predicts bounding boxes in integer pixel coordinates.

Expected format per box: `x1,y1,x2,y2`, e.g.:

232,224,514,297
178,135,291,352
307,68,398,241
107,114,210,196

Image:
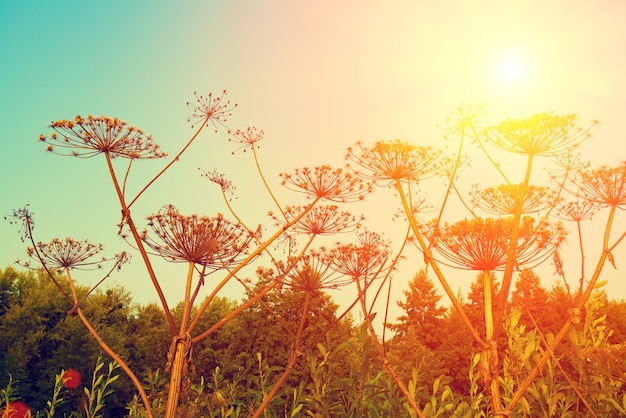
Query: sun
499,54,525,82
481,46,538,103
495,52,529,86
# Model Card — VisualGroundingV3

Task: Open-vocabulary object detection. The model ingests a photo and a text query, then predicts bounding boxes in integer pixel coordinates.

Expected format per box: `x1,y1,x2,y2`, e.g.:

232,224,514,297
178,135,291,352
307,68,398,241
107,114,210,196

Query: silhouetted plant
8,91,626,417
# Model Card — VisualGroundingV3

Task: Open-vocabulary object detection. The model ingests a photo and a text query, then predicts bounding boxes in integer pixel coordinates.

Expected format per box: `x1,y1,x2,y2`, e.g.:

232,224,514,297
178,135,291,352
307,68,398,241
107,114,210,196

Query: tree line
2,266,625,416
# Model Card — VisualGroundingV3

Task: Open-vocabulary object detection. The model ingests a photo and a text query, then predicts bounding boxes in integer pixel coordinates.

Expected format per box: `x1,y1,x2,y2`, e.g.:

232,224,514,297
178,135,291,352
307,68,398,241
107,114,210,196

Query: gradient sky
1,1,626,319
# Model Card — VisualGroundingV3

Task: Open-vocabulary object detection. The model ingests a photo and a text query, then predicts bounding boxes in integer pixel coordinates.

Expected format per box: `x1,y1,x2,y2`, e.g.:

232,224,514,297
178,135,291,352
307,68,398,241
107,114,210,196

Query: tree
510,268,549,328
0,269,134,415
387,269,446,350
220,268,355,394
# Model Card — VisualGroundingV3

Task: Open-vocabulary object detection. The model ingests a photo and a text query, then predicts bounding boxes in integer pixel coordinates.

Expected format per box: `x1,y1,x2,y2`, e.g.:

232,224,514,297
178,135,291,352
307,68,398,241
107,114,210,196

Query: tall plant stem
180,262,195,333
482,270,503,415
576,219,586,296
494,154,534,338
395,178,486,347
164,335,191,418
252,292,311,418
104,153,177,335
164,262,198,417
505,205,616,414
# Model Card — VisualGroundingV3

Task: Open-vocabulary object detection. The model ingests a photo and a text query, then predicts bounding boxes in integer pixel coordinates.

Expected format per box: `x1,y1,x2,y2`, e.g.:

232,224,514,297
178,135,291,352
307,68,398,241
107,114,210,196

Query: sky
1,1,626,324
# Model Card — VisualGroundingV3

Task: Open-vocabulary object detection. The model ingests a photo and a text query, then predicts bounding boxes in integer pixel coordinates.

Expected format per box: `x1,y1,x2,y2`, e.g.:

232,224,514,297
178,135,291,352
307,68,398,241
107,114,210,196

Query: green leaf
291,403,304,417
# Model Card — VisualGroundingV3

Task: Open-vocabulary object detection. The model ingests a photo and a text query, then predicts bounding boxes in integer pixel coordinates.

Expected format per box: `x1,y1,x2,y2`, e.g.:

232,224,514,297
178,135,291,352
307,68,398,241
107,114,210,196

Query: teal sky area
1,1,626,317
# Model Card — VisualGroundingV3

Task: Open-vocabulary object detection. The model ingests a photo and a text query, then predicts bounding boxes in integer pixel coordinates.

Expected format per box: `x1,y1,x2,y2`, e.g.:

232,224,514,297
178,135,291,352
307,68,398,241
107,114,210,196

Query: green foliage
0,374,20,406
4,262,626,416
82,357,120,418
45,371,69,418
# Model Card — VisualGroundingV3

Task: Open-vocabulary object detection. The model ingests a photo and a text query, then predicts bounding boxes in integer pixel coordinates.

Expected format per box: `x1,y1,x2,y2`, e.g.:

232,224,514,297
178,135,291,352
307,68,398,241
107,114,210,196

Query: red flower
1,401,31,418
62,369,82,389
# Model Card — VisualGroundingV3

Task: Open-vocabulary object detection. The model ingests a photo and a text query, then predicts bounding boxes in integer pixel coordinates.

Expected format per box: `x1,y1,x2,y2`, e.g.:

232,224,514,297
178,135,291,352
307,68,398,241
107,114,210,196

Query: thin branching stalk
493,154,534,337
526,310,598,418
121,158,134,198
251,292,311,418
127,115,209,209
576,218,586,296
395,178,486,347
74,307,152,417
191,276,282,344
432,125,466,233
368,224,410,317
22,218,73,304
103,153,177,334
377,225,412,347
186,197,321,336
505,205,616,414
251,146,286,219
469,121,511,185
353,269,426,418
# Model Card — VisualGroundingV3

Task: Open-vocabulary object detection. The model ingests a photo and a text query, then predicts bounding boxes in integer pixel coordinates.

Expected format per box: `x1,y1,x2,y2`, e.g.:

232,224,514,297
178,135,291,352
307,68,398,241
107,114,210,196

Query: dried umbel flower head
270,205,363,236
279,165,372,203
429,216,566,271
555,199,599,222
41,115,166,159
283,251,352,294
571,162,626,208
187,90,237,131
470,183,558,215
200,169,238,200
19,237,125,272
443,101,490,138
140,205,253,270
483,112,595,157
228,126,264,154
4,205,35,242
328,230,391,282
345,140,440,185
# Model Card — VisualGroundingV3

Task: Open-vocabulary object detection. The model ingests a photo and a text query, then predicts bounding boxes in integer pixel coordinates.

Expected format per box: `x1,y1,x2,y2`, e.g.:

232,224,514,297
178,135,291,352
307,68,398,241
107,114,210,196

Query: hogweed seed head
345,140,440,185
483,112,596,157
279,165,372,203
327,230,391,282
428,216,566,271
443,101,490,139
140,205,253,271
41,115,166,159
200,169,238,200
5,205,35,242
569,162,626,208
270,205,363,236
282,251,352,294
470,183,558,215
187,90,237,132
19,237,115,271
555,199,599,222
228,126,264,154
